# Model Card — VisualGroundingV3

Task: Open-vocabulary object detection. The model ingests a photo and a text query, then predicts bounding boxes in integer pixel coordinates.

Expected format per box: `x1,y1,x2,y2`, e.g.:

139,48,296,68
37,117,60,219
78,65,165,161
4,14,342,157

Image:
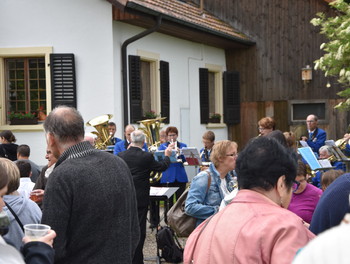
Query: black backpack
156,226,183,263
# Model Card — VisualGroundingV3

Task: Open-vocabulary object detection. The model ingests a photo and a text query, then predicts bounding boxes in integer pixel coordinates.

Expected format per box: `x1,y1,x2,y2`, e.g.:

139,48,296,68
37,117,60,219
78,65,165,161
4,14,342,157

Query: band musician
199,131,215,171
113,125,148,155
312,146,345,188
300,114,327,154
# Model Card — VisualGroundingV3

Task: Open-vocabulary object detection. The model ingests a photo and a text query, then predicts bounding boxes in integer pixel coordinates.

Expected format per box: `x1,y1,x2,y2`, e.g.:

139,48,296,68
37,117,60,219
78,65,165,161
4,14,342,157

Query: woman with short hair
258,116,275,136
185,140,237,226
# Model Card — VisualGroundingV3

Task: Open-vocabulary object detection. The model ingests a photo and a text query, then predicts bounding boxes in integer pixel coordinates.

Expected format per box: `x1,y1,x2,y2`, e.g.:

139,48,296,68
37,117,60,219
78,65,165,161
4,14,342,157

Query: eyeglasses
258,127,265,131
306,120,315,123
292,180,300,193
226,153,238,158
168,134,177,137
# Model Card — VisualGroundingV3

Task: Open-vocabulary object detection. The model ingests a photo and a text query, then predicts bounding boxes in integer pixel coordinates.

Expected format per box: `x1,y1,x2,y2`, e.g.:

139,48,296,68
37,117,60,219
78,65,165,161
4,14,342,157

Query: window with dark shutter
160,60,170,123
129,55,142,123
223,71,240,124
50,54,77,108
199,68,209,124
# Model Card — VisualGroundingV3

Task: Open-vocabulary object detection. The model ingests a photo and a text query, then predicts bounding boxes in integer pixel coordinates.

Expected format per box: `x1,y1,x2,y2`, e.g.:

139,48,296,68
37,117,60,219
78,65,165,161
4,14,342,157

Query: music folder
181,147,202,166
298,147,334,171
154,150,177,163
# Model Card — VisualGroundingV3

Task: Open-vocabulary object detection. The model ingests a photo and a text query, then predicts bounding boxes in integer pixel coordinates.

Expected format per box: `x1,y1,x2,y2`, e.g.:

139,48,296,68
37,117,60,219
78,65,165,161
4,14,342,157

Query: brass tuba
86,114,113,150
138,117,166,183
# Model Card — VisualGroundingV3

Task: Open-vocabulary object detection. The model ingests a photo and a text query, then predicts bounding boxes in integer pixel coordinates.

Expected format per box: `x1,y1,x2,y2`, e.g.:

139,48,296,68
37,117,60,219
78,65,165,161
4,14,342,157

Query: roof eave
125,2,255,46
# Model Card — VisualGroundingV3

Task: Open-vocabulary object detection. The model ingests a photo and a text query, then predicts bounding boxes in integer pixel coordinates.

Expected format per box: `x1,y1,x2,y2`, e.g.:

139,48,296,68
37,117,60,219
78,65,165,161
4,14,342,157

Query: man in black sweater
41,106,140,264
118,130,174,264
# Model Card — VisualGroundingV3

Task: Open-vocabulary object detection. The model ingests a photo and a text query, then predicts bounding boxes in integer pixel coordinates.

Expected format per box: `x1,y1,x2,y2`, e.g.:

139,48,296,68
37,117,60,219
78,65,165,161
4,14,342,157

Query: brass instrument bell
86,114,113,150
138,117,166,183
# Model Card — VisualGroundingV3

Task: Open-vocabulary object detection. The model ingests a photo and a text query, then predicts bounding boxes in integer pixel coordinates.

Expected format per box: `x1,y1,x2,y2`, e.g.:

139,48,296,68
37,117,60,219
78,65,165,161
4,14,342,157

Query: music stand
325,140,350,172
149,187,178,224
181,147,202,166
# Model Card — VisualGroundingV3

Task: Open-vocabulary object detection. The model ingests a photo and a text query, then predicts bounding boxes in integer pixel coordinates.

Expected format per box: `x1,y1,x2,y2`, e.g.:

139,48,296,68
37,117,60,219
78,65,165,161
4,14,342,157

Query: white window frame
0,47,52,130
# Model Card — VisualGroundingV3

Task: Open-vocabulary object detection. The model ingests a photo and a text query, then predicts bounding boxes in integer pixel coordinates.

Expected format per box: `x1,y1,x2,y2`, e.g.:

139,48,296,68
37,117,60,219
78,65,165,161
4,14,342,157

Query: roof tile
127,0,251,42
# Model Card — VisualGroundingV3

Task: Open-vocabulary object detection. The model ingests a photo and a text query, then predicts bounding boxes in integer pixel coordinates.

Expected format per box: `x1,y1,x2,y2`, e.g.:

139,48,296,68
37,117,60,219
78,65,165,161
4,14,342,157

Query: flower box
209,117,221,123
10,118,38,125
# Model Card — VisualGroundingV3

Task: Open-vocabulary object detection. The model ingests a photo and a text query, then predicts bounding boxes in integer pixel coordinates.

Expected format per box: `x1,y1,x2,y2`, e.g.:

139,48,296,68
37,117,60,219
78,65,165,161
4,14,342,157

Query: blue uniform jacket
312,161,346,188
158,141,188,183
307,128,327,153
199,147,211,162
113,140,148,155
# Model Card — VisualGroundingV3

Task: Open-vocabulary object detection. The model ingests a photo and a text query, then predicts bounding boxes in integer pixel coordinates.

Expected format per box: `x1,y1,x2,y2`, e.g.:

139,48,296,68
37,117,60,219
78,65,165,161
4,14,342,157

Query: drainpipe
121,15,162,128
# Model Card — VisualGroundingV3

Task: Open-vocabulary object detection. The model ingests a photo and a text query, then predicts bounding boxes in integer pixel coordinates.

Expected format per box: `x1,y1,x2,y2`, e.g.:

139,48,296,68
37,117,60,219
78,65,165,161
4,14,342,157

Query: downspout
121,15,163,128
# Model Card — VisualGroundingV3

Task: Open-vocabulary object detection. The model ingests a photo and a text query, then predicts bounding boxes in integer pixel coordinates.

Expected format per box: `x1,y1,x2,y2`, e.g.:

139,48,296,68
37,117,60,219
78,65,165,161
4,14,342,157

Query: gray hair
43,106,85,144
131,130,145,147
319,145,331,155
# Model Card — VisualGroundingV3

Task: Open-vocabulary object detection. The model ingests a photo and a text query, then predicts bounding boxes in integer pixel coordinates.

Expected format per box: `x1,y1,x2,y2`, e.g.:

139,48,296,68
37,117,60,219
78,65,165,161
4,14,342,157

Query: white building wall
0,1,229,166
0,0,115,165
113,22,228,154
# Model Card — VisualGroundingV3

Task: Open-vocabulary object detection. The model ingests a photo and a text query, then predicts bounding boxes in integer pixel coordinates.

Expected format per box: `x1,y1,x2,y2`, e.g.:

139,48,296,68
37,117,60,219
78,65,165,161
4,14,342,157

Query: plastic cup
24,224,51,241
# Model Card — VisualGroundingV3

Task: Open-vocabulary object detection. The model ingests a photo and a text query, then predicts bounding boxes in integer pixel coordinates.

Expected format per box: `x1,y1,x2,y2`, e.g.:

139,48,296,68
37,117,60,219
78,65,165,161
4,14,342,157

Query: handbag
167,171,211,237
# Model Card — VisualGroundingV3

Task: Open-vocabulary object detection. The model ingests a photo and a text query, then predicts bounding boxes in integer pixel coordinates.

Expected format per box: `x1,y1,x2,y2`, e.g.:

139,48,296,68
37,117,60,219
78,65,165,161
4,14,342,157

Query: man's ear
46,133,56,148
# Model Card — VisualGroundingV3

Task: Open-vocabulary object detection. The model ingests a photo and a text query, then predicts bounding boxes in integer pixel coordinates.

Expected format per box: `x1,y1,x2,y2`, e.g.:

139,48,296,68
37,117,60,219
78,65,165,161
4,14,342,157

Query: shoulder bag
167,171,211,237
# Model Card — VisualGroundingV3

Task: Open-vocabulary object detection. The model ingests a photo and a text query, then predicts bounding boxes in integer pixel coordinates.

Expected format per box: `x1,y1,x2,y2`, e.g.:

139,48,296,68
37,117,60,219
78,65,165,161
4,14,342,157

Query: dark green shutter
160,61,170,124
50,54,77,108
223,71,240,124
129,55,142,123
199,68,209,124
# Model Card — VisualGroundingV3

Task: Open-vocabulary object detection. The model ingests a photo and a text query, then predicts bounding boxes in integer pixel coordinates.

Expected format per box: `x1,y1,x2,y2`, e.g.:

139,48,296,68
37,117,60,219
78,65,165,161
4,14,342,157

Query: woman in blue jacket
185,140,237,225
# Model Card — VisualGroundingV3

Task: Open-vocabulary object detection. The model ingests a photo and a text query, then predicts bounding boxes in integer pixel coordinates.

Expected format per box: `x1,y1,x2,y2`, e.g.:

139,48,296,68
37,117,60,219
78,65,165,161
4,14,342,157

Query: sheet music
299,141,309,148
181,147,202,166
298,147,322,171
319,159,332,168
150,187,170,196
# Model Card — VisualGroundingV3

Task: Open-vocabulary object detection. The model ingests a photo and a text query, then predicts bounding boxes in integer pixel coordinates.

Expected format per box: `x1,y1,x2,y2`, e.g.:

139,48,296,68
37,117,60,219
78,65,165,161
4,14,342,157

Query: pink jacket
184,189,315,264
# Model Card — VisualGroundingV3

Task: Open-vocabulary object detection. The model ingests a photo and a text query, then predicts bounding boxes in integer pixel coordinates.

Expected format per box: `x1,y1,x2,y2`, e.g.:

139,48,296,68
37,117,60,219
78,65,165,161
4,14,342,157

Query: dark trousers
149,181,187,227
133,203,148,264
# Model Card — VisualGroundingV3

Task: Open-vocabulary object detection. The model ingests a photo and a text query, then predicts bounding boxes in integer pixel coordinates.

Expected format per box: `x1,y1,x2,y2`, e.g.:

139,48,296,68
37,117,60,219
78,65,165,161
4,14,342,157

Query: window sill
206,123,226,128
0,123,44,131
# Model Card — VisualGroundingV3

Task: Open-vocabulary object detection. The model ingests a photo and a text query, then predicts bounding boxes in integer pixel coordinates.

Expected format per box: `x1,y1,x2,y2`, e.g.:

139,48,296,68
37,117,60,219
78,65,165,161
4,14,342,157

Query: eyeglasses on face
226,153,238,158
168,134,177,137
292,180,300,193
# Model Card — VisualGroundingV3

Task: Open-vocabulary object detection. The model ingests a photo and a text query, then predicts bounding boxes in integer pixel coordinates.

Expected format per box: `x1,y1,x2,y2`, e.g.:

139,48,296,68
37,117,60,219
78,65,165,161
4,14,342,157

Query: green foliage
8,111,36,120
311,0,350,110
143,110,158,119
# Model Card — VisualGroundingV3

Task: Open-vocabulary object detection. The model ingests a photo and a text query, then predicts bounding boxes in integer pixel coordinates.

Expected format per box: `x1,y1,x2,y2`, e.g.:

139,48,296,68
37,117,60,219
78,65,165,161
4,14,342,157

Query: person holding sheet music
158,126,188,208
185,140,236,226
300,114,327,154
